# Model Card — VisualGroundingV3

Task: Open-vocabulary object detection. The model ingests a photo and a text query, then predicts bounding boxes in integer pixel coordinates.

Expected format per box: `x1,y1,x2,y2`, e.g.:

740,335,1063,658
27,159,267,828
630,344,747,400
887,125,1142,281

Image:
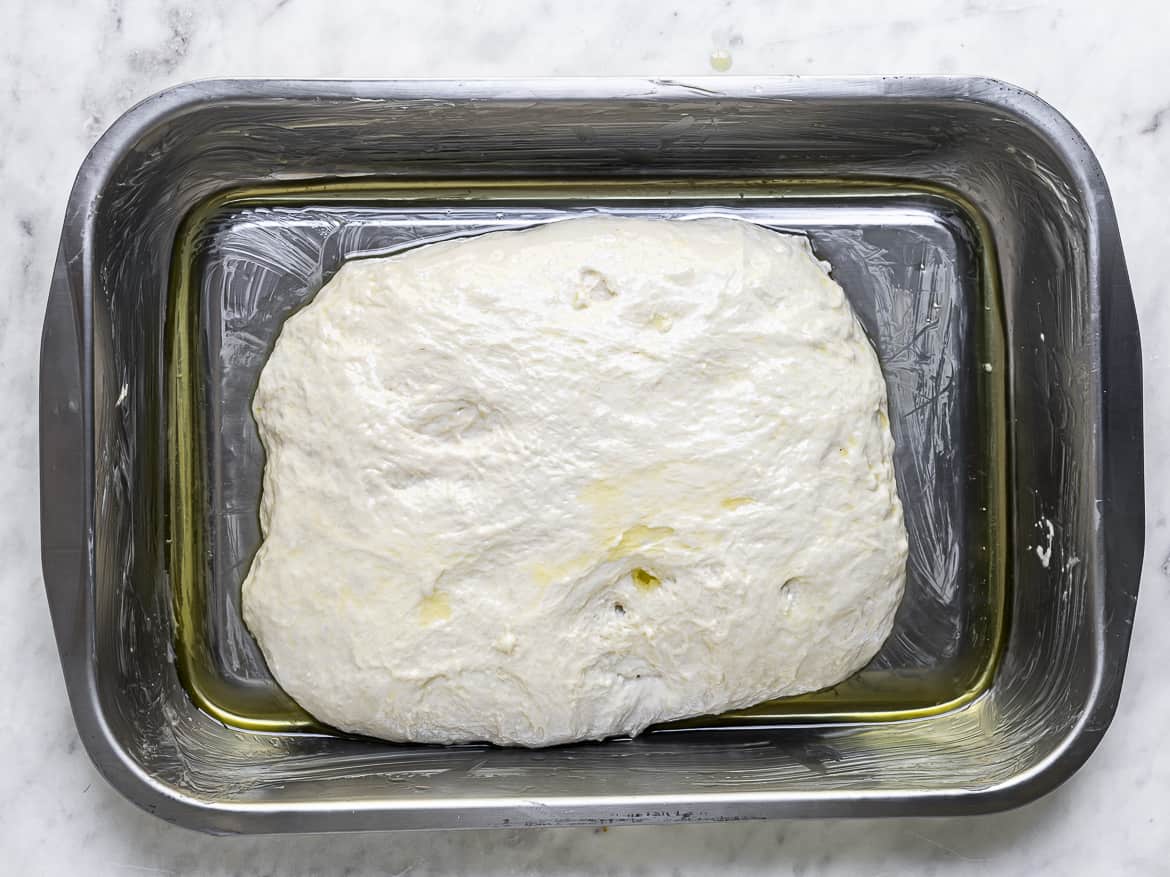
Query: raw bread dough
242,216,907,747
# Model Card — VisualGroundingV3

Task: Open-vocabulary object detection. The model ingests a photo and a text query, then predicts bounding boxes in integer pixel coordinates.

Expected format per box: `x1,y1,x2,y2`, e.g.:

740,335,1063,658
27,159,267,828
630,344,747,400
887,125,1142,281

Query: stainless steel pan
39,77,1143,833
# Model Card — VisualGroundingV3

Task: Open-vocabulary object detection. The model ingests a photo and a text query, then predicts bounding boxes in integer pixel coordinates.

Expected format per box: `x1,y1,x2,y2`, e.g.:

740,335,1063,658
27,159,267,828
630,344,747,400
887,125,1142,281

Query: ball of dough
242,216,907,747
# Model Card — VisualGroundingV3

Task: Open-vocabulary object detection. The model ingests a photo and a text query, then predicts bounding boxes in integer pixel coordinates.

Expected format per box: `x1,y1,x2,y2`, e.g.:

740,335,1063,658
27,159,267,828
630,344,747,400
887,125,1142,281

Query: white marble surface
2,0,1167,872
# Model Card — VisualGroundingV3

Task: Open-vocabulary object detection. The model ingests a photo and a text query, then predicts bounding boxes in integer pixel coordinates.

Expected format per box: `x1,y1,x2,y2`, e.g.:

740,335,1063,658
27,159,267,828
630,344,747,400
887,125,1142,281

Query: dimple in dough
242,216,908,747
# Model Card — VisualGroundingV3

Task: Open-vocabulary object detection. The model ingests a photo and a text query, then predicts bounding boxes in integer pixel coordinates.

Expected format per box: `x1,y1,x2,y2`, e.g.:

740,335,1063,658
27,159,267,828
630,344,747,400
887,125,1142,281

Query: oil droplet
720,496,755,510
631,567,662,591
610,524,675,559
418,591,452,625
650,312,674,333
710,49,733,72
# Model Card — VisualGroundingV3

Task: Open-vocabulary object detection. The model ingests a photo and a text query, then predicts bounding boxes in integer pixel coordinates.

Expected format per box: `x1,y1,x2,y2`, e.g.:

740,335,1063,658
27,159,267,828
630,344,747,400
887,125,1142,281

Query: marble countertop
2,0,1167,872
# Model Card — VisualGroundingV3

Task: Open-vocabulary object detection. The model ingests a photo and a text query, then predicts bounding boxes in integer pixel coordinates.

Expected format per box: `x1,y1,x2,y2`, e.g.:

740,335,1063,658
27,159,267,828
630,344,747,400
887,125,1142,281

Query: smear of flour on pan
1035,517,1055,568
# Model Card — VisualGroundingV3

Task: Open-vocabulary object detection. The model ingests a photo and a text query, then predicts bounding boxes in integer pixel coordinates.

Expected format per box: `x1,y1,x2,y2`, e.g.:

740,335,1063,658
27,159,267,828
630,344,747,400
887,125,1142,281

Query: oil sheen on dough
242,216,908,747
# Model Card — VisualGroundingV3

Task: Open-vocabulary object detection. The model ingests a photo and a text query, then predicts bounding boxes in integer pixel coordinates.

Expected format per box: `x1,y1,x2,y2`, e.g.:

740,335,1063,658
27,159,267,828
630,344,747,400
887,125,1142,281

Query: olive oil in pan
169,177,1008,735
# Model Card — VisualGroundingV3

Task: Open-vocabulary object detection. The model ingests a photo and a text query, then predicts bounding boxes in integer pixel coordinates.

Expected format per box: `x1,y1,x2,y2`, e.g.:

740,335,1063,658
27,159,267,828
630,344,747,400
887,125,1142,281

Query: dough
242,216,907,747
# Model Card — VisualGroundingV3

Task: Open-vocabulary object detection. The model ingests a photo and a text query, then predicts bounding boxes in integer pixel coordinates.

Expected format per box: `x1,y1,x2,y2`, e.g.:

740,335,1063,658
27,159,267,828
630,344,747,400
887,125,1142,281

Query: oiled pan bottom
168,179,1007,736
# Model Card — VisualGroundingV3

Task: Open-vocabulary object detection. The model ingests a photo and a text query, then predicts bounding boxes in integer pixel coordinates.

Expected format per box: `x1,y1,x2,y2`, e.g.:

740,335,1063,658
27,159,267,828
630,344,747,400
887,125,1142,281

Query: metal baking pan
40,77,1143,833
